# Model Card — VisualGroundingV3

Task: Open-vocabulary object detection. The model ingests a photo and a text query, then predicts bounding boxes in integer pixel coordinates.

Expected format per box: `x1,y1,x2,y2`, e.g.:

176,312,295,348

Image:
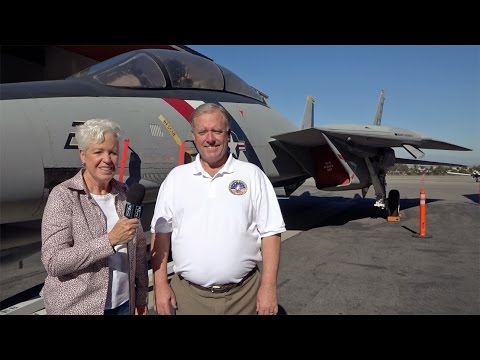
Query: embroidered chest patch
228,180,248,195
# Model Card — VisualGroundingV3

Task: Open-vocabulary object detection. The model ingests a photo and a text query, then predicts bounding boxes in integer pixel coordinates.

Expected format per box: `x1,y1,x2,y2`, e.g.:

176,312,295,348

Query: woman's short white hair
75,119,122,150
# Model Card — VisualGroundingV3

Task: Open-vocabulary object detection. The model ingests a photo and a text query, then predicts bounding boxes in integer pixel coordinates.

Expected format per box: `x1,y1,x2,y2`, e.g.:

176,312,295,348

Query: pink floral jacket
40,170,148,314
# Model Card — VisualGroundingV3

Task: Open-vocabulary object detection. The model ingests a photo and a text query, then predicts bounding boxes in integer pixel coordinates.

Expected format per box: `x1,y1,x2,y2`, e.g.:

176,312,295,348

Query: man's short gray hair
189,103,230,129
75,119,122,150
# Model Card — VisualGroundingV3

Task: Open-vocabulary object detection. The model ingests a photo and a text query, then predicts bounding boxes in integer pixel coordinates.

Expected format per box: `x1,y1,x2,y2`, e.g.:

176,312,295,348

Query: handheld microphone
123,183,146,315
124,183,146,219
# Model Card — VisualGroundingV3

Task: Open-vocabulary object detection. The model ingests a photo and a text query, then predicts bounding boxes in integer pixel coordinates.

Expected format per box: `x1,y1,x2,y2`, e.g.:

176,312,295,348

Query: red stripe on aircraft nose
163,98,195,123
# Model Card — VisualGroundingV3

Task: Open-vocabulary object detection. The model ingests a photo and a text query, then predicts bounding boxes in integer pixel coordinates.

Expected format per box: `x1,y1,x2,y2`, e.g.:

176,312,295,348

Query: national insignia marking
228,180,247,195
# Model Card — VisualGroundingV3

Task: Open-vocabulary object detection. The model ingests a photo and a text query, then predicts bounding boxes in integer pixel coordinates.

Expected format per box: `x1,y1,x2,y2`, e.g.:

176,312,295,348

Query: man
150,103,285,315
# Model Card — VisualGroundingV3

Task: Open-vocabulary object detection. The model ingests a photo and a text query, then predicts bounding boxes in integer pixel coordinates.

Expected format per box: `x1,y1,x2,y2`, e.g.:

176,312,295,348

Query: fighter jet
0,48,471,224
274,89,471,214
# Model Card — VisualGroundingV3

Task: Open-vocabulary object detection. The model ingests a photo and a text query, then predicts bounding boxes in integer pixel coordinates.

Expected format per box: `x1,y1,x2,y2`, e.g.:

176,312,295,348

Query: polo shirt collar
193,153,235,177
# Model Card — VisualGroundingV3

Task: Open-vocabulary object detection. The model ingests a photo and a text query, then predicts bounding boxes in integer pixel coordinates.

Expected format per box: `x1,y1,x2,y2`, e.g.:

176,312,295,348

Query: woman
41,119,148,315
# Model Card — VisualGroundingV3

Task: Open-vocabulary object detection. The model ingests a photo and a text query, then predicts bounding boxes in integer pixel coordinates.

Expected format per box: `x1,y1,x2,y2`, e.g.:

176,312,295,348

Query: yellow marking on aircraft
159,115,183,146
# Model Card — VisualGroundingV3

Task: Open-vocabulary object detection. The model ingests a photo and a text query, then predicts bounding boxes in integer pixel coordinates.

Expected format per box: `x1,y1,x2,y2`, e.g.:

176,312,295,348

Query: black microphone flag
124,183,146,219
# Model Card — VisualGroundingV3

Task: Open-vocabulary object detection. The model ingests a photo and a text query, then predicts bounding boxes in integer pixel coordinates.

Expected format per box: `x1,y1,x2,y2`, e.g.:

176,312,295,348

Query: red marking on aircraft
163,98,195,123
239,109,245,118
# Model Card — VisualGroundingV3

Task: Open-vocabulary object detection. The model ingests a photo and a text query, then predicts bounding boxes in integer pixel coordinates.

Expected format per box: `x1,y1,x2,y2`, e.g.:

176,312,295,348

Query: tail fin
373,89,385,126
301,96,315,129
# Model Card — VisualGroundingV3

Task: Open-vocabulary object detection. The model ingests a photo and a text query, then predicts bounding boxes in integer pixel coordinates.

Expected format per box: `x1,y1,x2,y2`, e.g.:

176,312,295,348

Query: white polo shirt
151,154,285,287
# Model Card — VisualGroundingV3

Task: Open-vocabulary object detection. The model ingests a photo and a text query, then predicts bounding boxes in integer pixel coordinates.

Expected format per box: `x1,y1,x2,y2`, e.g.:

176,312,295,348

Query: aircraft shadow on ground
463,193,480,204
0,283,44,311
279,192,441,231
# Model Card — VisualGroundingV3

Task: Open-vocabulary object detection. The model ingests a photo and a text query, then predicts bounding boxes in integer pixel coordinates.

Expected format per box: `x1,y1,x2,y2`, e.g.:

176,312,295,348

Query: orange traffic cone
412,187,432,238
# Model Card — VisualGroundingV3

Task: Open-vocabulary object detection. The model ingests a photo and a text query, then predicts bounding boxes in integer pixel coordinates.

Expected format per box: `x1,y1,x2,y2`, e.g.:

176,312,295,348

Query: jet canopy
69,49,266,103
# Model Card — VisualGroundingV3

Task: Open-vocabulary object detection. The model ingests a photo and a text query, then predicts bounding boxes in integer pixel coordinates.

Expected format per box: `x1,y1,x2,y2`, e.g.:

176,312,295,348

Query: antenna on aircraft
373,89,385,126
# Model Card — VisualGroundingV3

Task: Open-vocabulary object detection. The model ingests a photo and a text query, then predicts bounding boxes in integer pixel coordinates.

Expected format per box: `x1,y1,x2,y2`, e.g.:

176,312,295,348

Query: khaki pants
170,270,261,315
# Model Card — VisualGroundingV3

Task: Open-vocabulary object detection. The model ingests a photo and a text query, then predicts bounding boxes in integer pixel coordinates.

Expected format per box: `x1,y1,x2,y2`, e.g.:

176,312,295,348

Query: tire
387,189,400,217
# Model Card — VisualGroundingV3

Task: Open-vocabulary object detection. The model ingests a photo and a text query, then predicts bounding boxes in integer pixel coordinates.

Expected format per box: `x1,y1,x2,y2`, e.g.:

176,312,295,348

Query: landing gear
386,189,400,219
363,155,400,220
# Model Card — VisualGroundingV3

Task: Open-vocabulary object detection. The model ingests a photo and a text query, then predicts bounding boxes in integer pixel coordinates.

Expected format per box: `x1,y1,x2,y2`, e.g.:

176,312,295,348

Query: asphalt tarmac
1,175,479,314
276,176,479,314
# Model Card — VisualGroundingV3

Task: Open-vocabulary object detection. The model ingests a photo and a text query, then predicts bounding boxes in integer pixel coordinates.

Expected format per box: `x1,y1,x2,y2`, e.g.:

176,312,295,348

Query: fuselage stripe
163,98,196,123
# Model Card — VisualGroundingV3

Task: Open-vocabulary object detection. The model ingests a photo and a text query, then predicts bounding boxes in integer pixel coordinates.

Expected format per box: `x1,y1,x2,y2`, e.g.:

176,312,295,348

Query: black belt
178,266,258,293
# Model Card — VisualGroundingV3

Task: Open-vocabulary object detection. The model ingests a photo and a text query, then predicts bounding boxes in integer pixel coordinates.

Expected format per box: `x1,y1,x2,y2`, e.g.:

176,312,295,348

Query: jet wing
272,127,470,178
320,131,472,151
272,128,328,147
413,139,471,151
272,127,471,151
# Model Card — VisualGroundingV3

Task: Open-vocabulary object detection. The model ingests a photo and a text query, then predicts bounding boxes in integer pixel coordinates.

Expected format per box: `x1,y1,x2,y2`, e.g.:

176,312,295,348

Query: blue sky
190,45,479,166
